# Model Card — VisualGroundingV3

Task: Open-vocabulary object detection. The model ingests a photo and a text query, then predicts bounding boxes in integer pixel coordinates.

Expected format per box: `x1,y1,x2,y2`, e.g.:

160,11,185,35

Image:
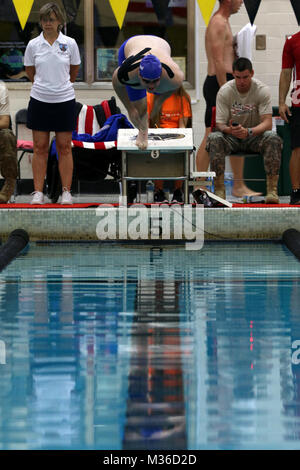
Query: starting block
189,171,216,189
189,169,231,208
117,128,193,203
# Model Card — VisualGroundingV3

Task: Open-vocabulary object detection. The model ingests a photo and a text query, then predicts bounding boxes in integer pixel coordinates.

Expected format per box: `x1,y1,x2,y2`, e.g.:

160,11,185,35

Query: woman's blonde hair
149,86,192,128
39,2,66,32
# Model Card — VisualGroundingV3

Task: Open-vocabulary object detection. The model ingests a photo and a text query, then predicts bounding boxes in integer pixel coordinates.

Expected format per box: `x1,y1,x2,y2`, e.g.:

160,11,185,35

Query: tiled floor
0,192,299,242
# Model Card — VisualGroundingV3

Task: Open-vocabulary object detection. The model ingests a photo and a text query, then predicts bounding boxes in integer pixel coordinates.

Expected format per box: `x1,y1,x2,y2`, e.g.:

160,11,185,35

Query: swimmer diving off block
112,35,184,150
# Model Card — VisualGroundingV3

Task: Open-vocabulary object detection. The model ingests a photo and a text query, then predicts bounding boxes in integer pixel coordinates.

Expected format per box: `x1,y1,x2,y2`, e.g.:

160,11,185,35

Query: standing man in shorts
112,35,184,150
194,0,260,199
279,30,300,205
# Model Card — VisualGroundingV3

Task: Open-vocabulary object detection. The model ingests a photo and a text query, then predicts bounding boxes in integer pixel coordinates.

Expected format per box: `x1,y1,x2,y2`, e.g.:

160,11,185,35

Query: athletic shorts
203,73,234,127
27,97,76,132
118,39,146,102
289,107,300,149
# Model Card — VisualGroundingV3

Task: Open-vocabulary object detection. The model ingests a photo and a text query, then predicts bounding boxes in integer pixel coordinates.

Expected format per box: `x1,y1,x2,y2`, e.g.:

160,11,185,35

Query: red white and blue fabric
71,102,133,149
72,102,115,149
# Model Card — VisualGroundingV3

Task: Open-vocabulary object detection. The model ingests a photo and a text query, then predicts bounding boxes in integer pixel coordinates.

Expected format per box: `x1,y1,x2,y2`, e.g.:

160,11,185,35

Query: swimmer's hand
128,107,148,148
136,129,148,150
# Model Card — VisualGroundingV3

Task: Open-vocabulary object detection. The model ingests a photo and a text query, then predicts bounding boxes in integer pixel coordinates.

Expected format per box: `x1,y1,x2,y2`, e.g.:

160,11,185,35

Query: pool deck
0,194,299,242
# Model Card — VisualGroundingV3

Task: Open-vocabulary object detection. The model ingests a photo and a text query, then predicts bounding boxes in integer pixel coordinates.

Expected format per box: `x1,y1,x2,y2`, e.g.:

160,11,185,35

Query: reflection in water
124,247,186,449
183,245,300,449
0,242,300,449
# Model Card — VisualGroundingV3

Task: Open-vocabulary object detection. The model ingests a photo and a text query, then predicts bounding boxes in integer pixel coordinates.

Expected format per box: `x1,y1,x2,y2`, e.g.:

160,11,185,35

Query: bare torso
125,35,171,59
205,12,235,77
122,35,183,93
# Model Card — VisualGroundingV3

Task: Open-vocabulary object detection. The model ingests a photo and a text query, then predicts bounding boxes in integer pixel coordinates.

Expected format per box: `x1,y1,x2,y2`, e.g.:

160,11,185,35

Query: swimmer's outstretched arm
112,69,149,149
133,98,148,150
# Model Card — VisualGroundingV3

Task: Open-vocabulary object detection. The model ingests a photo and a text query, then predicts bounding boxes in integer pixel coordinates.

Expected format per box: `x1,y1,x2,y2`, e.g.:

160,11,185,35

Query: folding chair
15,108,33,194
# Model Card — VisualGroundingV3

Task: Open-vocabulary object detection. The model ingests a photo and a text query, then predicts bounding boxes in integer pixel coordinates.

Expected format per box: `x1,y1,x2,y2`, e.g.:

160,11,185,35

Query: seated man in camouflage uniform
0,80,17,203
205,57,282,203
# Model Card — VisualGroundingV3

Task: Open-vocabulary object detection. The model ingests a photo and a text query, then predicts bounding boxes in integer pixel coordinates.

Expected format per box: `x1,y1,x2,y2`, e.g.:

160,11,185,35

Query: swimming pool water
0,241,300,450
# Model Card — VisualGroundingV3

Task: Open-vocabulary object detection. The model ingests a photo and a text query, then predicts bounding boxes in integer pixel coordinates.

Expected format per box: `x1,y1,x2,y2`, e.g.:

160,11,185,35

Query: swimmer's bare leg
130,98,149,150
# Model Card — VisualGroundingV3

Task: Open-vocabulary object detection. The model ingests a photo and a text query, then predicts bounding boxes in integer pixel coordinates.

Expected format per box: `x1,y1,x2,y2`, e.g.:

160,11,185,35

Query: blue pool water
0,241,300,450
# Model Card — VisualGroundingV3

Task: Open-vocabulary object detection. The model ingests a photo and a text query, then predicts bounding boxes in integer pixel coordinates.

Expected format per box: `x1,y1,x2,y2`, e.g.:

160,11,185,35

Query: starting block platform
117,128,193,203
117,128,229,207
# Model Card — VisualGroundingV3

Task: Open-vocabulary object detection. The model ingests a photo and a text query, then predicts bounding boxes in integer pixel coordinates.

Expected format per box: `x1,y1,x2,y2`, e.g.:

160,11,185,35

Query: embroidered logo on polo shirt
59,43,68,52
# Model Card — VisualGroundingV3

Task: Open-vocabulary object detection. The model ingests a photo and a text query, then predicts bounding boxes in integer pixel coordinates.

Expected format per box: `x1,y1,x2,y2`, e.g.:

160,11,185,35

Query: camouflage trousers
0,128,17,179
206,130,282,177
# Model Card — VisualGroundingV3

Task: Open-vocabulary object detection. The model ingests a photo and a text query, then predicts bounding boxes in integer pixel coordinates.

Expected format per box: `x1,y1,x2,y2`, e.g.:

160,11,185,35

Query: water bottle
146,180,154,203
224,172,233,199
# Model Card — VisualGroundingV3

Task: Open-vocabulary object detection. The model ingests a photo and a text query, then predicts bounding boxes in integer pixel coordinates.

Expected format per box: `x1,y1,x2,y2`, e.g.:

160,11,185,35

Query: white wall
7,0,300,179
233,0,297,103
193,0,299,149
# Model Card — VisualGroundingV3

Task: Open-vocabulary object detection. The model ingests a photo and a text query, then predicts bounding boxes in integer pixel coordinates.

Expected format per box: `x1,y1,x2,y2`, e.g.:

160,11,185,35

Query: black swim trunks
203,73,234,127
289,107,300,150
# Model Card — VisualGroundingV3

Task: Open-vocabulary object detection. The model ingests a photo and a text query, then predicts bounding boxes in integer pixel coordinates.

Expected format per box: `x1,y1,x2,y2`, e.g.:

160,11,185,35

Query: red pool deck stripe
0,203,300,209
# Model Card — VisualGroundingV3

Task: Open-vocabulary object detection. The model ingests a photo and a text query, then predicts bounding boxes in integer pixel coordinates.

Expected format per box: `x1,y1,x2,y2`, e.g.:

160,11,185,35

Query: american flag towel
71,103,133,150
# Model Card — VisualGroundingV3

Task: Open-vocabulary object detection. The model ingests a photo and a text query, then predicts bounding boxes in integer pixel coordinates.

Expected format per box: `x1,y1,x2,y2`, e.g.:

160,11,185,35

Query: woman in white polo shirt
24,2,81,205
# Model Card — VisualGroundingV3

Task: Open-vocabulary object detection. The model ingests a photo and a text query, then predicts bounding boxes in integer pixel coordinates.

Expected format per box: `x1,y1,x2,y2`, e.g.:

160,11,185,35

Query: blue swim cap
139,54,162,80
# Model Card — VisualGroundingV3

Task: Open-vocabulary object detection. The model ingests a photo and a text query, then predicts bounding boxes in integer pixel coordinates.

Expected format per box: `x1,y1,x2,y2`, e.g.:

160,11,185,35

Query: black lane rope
0,229,29,272
282,229,300,260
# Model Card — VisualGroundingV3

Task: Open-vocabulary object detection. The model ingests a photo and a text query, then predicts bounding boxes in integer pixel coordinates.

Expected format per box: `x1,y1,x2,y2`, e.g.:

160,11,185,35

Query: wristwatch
248,128,253,137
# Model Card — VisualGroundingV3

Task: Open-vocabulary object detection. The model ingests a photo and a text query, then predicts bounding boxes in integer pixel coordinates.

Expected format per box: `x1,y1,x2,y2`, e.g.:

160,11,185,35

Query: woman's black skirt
27,97,76,132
